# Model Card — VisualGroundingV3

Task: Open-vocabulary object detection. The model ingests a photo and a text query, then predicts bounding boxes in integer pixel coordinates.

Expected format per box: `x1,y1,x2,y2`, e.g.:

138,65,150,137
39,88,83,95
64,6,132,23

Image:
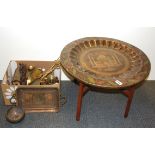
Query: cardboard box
1,60,61,113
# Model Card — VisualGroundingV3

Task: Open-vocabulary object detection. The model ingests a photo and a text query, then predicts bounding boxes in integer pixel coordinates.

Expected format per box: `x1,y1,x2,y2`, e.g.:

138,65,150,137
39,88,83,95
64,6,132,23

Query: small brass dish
6,106,25,123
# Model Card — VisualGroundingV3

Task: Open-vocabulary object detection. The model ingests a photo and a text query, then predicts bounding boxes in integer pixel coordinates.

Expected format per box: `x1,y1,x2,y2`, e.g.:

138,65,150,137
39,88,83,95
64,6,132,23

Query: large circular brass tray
60,37,151,89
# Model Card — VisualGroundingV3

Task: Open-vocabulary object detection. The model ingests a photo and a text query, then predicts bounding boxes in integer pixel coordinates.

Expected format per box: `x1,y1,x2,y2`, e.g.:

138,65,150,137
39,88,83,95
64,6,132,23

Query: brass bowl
6,106,25,123
60,37,151,89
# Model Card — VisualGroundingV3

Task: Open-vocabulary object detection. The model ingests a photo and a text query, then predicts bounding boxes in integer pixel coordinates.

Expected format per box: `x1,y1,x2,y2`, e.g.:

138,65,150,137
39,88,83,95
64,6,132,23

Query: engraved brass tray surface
16,86,59,112
60,37,151,89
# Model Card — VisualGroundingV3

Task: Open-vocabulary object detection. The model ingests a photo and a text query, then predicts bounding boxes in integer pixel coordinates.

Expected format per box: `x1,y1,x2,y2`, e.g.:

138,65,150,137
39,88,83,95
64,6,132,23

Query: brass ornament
40,58,60,85
28,65,34,71
27,68,43,85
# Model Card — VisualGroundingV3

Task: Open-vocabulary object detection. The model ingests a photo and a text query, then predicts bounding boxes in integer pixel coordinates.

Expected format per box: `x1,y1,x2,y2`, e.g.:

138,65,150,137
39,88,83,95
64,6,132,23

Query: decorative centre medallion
80,48,129,76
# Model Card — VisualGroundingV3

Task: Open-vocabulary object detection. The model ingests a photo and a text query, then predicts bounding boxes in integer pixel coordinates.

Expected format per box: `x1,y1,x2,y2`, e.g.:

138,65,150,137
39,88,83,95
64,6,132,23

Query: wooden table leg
76,83,135,120
122,87,135,118
76,83,85,121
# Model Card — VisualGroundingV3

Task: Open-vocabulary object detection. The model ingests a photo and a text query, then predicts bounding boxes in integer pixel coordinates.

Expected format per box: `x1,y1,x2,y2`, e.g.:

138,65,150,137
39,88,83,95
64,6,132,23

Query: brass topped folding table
60,37,151,121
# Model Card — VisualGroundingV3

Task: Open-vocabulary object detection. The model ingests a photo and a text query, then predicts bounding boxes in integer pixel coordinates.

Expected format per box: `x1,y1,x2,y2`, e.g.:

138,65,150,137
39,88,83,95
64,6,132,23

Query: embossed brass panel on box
16,86,60,113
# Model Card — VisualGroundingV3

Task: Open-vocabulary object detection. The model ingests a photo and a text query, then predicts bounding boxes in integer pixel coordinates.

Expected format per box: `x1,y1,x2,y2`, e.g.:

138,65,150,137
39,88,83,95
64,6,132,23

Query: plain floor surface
0,81,155,128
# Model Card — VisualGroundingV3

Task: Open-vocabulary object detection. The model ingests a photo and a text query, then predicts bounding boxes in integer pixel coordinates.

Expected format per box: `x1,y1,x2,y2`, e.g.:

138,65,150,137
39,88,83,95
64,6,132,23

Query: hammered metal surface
60,37,151,89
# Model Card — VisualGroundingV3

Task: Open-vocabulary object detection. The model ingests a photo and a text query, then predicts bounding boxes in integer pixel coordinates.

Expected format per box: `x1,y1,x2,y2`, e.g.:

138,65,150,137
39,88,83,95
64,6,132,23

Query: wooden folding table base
76,82,135,121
